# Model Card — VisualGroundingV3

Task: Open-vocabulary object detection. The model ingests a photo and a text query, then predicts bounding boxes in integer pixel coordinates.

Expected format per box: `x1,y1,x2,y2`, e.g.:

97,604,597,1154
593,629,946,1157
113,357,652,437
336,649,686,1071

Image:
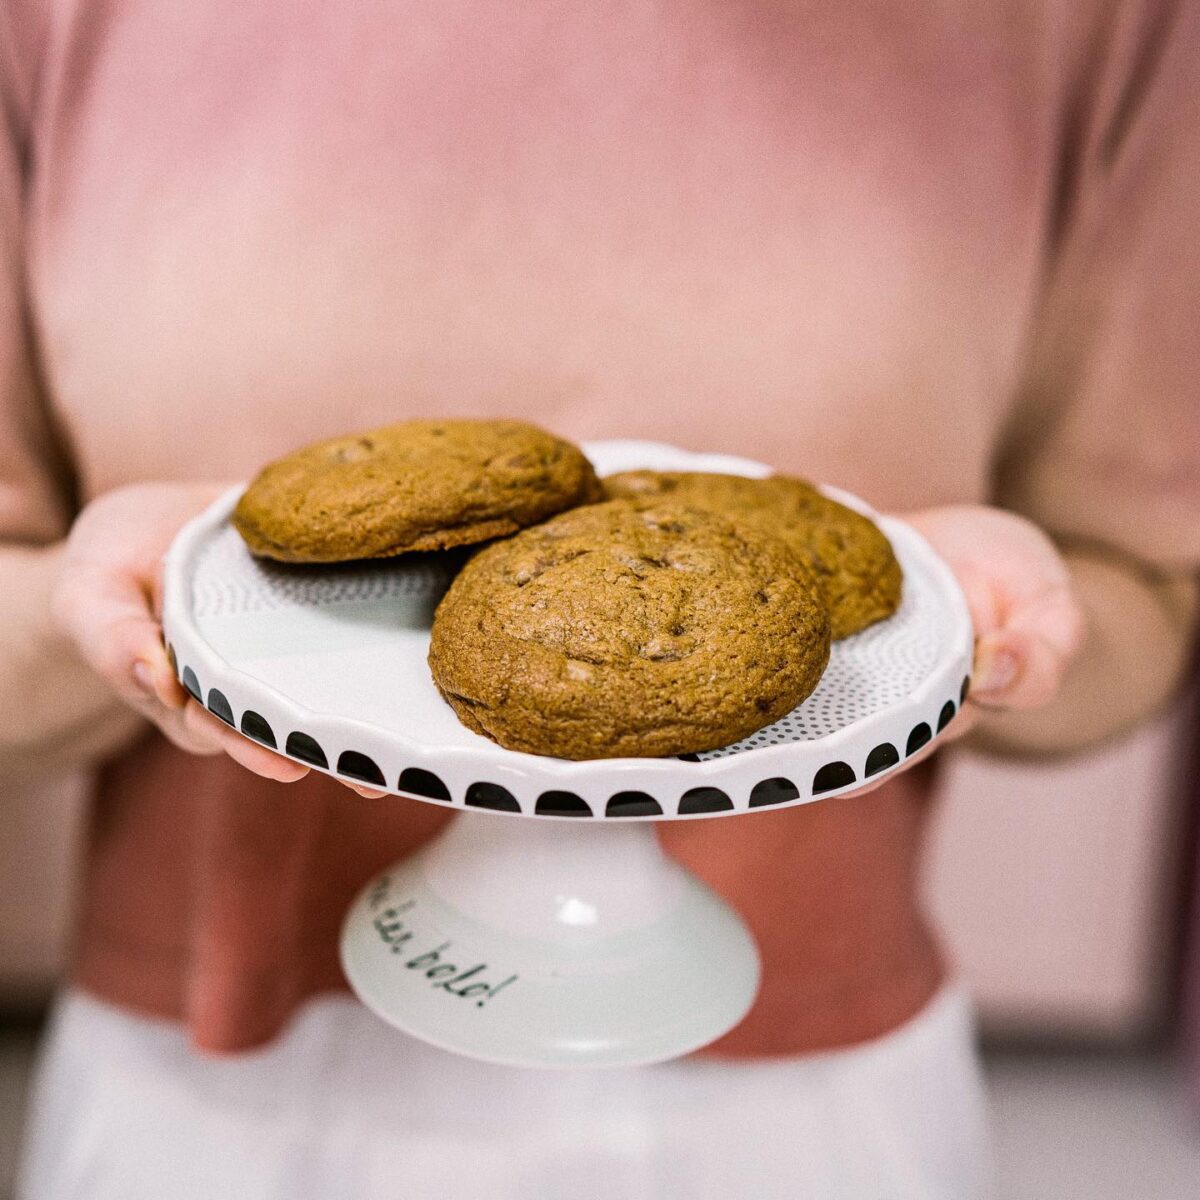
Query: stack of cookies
233,419,902,760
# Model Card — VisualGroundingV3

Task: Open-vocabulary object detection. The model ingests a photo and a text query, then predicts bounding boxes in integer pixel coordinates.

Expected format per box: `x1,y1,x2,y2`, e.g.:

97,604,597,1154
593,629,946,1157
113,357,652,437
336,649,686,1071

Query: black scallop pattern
338,751,385,785
937,701,957,732
240,711,276,748
181,667,202,702
206,689,234,726
960,676,971,704
678,787,733,815
285,732,328,769
812,762,856,795
749,777,801,808
535,791,592,817
906,723,932,756
676,753,701,763
466,783,521,813
865,742,900,777
398,768,451,802
606,792,663,817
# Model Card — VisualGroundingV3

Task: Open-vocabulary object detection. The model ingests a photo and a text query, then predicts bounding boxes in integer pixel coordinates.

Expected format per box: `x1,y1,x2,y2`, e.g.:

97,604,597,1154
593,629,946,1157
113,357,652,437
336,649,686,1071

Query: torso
30,0,1050,507
22,0,1066,1054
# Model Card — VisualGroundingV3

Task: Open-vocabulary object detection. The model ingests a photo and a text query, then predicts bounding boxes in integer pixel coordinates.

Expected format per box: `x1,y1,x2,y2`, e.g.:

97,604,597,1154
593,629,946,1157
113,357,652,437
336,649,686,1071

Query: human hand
910,503,1084,709
50,483,320,785
845,504,1086,792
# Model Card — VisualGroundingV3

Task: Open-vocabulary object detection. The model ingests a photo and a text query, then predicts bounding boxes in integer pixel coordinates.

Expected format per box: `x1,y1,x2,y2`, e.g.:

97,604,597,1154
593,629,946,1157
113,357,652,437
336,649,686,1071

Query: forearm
972,548,1198,756
0,543,144,776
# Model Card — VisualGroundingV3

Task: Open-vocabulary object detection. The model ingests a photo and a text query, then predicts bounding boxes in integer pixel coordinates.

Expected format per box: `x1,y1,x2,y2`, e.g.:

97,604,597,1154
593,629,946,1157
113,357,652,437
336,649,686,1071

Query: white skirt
18,984,993,1200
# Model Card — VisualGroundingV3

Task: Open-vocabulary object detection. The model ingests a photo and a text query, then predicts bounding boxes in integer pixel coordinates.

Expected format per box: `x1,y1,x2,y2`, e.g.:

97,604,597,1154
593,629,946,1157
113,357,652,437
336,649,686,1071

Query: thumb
972,627,1072,709
52,562,183,709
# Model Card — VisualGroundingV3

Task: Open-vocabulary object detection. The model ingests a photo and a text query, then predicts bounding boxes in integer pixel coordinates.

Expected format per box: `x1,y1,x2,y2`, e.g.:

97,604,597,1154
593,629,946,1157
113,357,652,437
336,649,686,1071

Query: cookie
428,499,831,760
232,419,601,562
602,471,902,639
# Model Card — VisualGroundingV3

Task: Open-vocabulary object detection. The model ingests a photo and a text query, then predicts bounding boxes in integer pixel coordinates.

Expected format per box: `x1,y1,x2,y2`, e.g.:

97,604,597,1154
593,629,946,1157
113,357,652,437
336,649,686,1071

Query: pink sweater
1,0,1197,1053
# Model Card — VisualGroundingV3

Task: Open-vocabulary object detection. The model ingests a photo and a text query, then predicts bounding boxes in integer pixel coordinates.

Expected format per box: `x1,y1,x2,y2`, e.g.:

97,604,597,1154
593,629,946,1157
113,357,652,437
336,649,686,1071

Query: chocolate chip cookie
232,419,601,562
428,499,831,759
602,470,902,639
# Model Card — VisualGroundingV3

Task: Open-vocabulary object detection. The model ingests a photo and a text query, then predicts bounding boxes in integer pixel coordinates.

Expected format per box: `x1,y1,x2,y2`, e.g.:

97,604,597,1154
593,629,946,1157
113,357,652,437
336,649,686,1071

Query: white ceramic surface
160,440,974,819
341,815,761,1068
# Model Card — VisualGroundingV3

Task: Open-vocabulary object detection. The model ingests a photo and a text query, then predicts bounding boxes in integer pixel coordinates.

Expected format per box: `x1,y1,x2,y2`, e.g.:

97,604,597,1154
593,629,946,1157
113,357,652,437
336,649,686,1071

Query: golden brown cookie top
601,470,902,639
428,499,831,760
232,418,601,562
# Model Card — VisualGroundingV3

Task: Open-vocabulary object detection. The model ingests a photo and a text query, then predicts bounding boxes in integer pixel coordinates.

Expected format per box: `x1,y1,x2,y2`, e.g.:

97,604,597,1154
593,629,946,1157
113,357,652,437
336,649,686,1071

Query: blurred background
1,672,1198,1199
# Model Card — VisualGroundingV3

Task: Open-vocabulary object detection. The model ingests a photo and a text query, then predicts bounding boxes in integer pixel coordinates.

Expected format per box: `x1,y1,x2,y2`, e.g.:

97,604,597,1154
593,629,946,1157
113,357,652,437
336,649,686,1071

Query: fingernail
976,646,1019,693
131,660,156,698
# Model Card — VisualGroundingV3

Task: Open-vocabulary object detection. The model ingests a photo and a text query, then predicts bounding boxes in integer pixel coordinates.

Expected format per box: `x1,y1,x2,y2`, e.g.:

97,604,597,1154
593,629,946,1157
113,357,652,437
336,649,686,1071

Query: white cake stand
161,441,973,1069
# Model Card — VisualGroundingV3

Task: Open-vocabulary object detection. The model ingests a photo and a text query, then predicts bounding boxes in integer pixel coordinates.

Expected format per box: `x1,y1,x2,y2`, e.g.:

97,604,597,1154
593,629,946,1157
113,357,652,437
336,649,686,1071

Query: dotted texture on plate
190,525,453,618
187,513,947,762
695,541,944,759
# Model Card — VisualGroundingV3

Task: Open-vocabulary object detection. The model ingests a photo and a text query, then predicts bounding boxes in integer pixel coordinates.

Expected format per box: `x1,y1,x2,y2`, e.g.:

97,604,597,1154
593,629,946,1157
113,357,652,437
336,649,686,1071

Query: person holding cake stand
2,1,1198,1196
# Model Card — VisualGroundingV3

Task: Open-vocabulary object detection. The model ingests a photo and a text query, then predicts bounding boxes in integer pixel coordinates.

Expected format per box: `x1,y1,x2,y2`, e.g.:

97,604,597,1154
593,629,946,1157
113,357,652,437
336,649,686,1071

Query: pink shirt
2,0,1198,1052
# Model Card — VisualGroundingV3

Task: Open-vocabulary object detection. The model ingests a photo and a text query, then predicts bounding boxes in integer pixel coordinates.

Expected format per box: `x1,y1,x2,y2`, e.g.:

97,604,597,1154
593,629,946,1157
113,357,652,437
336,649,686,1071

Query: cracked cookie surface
233,418,600,562
428,498,831,759
602,471,902,639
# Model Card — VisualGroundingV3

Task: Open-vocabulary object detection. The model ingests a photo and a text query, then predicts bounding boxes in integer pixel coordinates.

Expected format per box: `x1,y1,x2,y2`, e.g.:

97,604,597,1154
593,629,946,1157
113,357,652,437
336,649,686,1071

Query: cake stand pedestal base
340,812,761,1068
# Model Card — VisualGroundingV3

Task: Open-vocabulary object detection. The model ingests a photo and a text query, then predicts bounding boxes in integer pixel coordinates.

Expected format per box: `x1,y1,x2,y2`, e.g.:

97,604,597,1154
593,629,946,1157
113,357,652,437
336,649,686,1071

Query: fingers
181,703,311,782
906,505,1086,717
970,575,1084,709
54,553,309,781
53,480,237,707
344,783,390,799
62,572,329,782
51,481,317,783
1004,579,1086,662
157,710,228,756
102,685,309,784
948,562,1006,641
972,627,1073,710
53,561,176,707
